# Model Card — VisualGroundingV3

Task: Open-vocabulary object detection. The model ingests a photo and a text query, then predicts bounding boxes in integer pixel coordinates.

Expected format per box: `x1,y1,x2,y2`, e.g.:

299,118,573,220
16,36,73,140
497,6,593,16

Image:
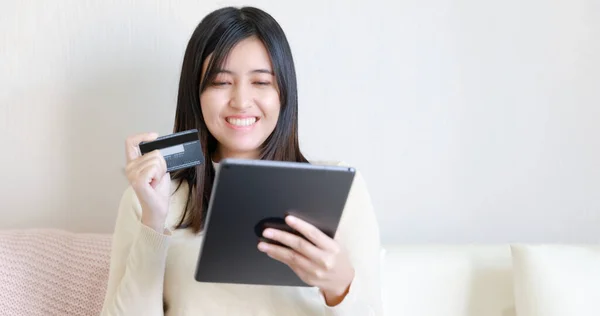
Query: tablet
194,158,356,287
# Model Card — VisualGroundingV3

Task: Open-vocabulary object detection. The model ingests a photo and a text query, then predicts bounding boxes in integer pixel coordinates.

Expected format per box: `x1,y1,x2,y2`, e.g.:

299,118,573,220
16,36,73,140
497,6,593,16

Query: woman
101,6,382,316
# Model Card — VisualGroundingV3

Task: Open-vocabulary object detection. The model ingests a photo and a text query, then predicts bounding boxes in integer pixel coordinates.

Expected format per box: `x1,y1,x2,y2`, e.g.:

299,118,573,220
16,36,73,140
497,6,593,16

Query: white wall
1,0,598,244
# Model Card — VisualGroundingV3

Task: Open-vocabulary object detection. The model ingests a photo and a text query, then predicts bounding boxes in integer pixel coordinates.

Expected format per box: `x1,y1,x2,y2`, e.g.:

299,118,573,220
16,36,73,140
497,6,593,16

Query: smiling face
200,36,281,161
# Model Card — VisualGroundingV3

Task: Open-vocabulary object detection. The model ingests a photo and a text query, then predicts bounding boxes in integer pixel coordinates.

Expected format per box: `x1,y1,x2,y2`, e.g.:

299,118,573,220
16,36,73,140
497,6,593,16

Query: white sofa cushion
511,244,600,316
381,245,515,316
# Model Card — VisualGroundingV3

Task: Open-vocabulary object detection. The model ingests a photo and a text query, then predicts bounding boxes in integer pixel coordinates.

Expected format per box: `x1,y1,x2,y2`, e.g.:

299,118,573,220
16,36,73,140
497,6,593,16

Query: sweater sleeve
100,186,171,316
319,164,384,316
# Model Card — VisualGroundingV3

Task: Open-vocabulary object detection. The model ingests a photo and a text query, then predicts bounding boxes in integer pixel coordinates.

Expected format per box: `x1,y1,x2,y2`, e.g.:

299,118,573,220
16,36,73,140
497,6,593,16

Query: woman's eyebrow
215,68,273,75
250,69,273,75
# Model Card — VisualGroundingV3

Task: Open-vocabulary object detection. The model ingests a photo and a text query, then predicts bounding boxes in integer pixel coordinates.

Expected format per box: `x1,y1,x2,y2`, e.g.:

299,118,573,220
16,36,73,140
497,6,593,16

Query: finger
258,242,319,274
125,132,159,163
262,228,323,262
138,150,167,172
138,162,166,189
285,216,338,252
288,264,325,289
138,152,167,179
128,153,167,188
125,151,166,180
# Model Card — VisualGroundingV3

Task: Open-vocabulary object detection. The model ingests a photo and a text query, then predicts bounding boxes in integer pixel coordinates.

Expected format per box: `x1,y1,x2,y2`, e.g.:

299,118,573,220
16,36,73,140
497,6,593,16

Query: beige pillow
511,244,600,316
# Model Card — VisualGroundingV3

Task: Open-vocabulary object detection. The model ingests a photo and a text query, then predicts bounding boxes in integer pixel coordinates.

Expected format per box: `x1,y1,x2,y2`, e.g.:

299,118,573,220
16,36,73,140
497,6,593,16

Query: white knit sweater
100,161,383,316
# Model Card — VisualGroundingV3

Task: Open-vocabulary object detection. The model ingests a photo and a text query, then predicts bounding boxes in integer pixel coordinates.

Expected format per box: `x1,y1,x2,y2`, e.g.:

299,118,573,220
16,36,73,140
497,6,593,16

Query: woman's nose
229,84,252,110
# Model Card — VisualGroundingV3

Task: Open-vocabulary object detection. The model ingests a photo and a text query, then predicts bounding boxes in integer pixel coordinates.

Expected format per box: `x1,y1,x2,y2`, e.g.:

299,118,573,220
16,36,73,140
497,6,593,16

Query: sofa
1,229,599,316
382,244,600,316
0,229,111,316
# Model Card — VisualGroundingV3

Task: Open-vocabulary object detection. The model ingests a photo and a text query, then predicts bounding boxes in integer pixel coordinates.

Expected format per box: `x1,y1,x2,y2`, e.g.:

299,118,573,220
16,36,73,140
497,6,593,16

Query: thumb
125,132,160,162
158,172,171,191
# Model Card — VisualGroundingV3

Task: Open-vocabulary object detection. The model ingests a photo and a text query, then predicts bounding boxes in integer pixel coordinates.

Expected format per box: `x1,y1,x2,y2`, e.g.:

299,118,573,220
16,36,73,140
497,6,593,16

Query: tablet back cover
194,159,355,287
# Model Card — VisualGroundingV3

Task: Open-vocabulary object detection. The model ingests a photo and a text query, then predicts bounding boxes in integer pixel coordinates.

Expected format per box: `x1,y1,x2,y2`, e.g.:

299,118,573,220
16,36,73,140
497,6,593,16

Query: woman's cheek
201,91,227,120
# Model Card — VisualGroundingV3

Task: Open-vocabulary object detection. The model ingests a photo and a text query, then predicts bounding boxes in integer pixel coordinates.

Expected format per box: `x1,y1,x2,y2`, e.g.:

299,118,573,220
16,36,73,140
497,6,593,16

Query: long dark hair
170,6,308,234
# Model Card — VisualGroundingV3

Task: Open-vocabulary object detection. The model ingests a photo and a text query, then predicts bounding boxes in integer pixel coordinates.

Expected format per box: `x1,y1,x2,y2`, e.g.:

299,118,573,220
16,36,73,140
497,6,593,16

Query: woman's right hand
124,132,172,233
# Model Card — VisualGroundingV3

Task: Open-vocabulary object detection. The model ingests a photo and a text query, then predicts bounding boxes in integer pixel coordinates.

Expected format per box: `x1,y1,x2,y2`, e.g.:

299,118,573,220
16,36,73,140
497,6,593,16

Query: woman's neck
213,147,260,162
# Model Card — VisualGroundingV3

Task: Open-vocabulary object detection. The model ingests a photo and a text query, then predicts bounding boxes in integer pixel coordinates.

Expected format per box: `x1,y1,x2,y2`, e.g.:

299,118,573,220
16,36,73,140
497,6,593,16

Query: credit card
138,129,204,172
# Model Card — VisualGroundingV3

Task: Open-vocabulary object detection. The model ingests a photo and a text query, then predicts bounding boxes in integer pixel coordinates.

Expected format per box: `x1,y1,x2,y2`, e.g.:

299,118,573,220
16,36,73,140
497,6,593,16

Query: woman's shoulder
307,159,350,167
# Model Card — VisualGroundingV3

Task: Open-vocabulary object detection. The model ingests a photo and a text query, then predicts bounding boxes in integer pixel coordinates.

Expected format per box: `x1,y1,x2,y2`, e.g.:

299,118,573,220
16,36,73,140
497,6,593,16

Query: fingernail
286,216,296,223
263,229,273,238
258,242,269,251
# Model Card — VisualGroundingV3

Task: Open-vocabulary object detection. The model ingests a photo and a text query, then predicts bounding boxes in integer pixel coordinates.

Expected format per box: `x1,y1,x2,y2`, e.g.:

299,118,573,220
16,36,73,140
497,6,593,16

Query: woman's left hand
257,215,354,304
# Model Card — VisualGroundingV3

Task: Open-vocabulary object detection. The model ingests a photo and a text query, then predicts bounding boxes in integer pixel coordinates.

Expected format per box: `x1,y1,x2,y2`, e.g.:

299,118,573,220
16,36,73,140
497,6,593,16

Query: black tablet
194,158,356,287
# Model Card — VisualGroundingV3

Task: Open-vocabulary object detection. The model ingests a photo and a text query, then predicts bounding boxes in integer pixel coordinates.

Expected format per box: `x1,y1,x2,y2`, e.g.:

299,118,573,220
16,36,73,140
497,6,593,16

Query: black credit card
139,129,205,172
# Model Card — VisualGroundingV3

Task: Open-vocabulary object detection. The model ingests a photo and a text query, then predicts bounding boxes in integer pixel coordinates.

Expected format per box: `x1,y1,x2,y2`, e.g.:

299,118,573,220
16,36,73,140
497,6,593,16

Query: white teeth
227,117,256,126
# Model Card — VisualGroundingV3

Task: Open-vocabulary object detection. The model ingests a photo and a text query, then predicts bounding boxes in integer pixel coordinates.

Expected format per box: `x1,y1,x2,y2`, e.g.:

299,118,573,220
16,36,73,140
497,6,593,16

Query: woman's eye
254,81,271,86
212,81,229,86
